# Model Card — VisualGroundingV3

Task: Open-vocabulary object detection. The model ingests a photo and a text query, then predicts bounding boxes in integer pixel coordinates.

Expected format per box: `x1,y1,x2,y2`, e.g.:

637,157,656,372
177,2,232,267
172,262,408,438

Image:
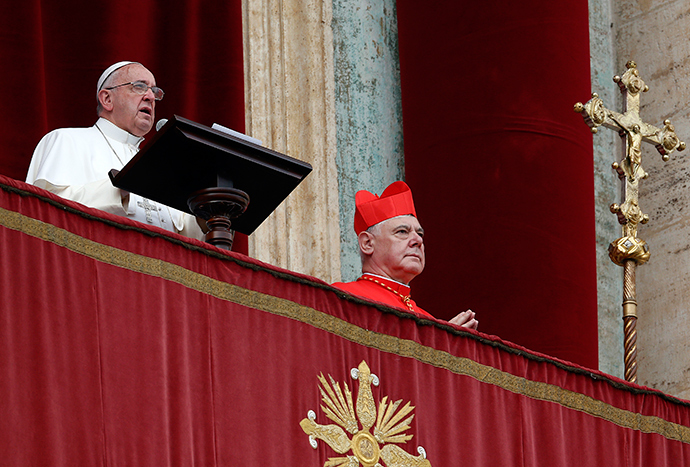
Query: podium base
187,188,250,250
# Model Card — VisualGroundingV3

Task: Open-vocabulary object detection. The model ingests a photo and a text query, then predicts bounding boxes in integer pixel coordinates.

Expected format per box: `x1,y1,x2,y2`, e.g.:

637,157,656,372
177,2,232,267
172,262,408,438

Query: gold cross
576,61,685,240
574,61,685,383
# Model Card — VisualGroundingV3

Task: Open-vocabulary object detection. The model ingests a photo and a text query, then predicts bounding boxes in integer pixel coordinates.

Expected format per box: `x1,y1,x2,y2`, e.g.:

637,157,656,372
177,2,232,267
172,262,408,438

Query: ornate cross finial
574,61,685,383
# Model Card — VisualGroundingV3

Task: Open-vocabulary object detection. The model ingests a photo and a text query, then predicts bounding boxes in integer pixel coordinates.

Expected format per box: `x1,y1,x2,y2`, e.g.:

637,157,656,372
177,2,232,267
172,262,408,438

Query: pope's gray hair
96,66,128,116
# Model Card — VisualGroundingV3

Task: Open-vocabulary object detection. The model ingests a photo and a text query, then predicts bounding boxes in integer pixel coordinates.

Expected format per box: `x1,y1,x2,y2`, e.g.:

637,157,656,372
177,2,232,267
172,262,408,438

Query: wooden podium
109,116,312,249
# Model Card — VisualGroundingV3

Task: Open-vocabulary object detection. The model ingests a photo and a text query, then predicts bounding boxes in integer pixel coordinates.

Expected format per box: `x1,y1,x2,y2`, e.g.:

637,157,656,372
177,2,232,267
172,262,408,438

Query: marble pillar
611,0,690,398
242,0,342,282
589,0,625,378
331,0,405,282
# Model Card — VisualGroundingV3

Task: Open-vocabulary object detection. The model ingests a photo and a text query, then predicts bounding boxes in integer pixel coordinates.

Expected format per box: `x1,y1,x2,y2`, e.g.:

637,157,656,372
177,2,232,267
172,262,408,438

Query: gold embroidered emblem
300,360,431,467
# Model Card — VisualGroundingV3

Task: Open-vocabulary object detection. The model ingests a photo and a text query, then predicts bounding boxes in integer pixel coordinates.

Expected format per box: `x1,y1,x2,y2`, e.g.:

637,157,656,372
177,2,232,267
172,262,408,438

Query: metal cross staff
574,61,685,383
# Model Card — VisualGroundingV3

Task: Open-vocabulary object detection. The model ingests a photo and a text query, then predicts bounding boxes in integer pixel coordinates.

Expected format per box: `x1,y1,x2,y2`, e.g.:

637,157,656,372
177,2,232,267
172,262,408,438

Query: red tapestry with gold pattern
1,175,689,466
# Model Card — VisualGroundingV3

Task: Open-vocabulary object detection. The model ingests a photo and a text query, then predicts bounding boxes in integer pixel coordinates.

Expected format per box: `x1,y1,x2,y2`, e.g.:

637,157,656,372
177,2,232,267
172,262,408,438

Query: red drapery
396,2,598,368
2,175,689,466
0,0,247,252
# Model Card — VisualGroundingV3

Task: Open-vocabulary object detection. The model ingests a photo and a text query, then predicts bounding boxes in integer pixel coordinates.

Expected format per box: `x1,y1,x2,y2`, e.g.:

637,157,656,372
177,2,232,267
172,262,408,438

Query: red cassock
332,273,433,318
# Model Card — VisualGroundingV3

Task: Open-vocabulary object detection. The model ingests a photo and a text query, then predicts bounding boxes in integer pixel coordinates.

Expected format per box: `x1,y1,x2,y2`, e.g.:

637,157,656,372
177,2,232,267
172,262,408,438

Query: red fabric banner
396,1,598,368
1,174,689,466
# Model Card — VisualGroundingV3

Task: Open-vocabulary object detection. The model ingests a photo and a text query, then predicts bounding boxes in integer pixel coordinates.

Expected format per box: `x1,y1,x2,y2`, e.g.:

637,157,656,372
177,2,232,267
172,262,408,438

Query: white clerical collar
95,117,145,148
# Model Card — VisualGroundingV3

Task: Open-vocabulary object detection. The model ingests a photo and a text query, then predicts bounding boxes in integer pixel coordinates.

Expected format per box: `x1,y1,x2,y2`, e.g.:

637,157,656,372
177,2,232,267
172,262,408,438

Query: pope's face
368,215,425,284
106,64,157,137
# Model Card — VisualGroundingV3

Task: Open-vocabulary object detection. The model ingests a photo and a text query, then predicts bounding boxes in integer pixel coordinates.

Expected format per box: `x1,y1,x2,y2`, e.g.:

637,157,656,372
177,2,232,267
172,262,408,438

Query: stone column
612,0,690,399
242,0,341,282
331,0,406,282
588,0,624,378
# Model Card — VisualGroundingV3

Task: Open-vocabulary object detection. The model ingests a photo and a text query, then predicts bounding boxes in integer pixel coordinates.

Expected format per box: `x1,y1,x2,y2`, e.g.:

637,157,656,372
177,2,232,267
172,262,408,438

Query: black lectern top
109,115,312,235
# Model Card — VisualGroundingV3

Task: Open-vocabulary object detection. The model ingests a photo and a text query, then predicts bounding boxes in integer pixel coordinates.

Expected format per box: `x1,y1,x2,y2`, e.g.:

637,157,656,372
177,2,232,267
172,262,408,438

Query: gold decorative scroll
300,361,431,467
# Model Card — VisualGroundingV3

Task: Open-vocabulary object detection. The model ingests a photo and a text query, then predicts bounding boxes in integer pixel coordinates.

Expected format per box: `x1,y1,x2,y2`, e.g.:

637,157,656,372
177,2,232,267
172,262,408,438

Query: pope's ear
98,89,114,112
358,231,375,255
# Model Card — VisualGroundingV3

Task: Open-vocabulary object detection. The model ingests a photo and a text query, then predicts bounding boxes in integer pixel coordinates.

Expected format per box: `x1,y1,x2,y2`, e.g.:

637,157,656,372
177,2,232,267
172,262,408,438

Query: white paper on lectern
211,123,263,146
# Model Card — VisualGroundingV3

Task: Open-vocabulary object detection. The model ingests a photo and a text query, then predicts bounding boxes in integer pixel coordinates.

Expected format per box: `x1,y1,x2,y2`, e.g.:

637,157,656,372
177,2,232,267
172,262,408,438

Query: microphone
155,119,168,132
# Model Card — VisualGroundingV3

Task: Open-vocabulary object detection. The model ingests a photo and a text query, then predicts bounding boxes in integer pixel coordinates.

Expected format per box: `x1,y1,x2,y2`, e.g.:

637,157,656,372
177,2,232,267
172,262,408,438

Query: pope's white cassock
26,117,204,240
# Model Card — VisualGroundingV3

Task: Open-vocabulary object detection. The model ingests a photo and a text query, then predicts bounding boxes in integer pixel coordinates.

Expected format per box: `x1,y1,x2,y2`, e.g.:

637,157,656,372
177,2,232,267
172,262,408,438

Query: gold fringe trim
2,206,689,443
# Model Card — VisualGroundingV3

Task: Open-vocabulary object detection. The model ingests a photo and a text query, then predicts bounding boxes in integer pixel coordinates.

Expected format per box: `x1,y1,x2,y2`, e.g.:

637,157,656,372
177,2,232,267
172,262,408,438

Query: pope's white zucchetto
96,61,140,98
